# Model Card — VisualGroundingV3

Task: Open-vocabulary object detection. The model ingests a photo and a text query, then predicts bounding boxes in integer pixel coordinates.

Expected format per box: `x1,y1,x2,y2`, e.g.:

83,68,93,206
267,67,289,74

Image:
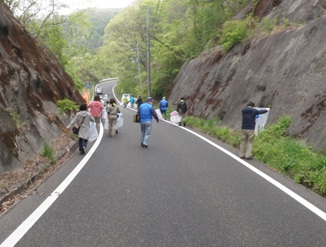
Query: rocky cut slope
0,4,84,172
168,0,326,152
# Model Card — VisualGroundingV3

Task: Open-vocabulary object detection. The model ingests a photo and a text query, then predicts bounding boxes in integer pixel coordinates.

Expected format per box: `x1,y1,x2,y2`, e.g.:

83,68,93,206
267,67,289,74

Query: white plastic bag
170,111,181,123
116,113,124,129
254,108,270,135
102,110,109,130
89,122,98,142
155,109,163,120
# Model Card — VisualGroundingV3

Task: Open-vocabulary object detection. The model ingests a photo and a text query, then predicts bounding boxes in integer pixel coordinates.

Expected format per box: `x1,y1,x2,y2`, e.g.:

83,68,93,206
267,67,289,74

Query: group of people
122,95,143,109
134,96,188,148
67,95,121,154
67,91,267,160
137,97,268,159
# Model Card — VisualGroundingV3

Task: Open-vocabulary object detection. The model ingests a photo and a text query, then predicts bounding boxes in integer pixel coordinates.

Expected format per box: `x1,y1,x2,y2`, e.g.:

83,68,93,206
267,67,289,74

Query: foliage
253,116,326,195
56,99,79,114
184,114,326,196
42,142,56,165
220,15,256,51
5,108,20,125
220,15,294,52
95,0,247,98
186,116,241,148
87,8,121,49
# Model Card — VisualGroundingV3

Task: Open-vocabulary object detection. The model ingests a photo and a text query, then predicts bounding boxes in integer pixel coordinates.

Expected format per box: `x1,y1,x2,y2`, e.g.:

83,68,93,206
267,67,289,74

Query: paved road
0,81,326,246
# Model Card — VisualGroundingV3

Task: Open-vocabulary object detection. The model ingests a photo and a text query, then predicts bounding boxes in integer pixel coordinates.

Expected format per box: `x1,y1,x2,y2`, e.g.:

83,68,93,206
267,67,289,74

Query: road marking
120,98,326,222
179,125,326,222
0,125,104,247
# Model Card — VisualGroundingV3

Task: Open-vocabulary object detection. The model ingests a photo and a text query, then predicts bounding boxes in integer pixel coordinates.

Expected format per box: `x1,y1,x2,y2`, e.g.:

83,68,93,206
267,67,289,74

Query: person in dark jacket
137,97,159,148
177,97,187,126
239,102,268,160
136,96,143,109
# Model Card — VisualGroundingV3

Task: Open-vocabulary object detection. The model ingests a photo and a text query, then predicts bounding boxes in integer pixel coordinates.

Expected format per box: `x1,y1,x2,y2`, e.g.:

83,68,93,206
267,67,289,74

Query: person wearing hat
137,97,159,148
177,97,188,126
239,101,268,160
159,96,168,120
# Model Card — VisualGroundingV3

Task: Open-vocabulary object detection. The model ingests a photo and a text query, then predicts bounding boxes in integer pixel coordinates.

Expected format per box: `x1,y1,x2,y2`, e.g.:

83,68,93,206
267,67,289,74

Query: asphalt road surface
0,80,325,247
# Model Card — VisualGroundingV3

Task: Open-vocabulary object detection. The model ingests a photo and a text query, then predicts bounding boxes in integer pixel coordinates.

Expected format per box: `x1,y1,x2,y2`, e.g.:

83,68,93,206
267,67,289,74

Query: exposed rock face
0,4,84,172
169,0,326,151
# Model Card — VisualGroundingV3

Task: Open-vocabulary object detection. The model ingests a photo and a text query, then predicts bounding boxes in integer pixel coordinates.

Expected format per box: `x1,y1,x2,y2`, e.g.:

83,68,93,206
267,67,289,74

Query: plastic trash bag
254,107,270,135
155,109,163,120
170,111,181,124
89,122,98,142
116,113,124,129
103,111,109,130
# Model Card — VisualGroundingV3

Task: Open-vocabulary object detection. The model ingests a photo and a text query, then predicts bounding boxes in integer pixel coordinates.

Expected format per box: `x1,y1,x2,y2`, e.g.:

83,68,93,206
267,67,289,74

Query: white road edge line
179,125,326,222
114,99,326,222
0,124,104,247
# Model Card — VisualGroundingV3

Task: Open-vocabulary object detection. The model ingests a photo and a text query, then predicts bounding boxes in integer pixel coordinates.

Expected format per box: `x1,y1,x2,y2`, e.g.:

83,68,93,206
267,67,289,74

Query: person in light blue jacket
137,97,159,148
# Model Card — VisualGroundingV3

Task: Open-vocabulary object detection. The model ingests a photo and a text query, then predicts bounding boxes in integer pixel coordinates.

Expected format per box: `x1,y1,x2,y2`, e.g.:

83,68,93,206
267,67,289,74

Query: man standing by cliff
239,102,268,160
177,97,187,126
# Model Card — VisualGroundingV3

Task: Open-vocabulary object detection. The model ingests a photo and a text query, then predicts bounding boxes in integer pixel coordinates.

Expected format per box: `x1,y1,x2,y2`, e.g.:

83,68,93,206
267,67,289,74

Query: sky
61,0,136,14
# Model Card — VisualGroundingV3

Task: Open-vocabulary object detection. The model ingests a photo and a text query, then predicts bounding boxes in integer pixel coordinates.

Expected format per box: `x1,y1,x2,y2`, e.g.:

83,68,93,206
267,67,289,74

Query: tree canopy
4,0,249,95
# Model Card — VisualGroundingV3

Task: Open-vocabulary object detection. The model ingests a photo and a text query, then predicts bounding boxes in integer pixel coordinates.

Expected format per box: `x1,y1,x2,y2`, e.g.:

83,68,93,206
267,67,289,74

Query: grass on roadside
184,114,326,196
42,142,56,166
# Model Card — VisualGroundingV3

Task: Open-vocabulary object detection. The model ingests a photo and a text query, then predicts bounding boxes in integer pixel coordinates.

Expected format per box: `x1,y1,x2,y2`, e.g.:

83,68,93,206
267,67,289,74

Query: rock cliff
169,0,326,152
0,4,84,172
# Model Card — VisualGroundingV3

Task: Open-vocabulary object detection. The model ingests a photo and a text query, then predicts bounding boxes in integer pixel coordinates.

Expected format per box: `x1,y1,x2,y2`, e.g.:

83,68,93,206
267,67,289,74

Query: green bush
220,16,294,52
254,115,326,195
220,15,255,51
56,98,79,114
42,142,56,165
186,116,241,148
185,114,326,196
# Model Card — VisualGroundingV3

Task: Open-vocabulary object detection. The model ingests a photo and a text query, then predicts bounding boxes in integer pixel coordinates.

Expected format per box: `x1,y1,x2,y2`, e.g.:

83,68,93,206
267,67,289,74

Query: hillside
0,3,84,172
168,0,326,152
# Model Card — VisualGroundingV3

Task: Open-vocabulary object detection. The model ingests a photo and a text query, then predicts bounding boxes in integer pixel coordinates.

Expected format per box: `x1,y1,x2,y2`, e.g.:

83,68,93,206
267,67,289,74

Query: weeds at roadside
185,115,326,196
42,142,56,166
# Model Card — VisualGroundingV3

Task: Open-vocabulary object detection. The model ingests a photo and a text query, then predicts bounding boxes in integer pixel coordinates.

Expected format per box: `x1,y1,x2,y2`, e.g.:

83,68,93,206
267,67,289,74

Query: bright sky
61,0,135,14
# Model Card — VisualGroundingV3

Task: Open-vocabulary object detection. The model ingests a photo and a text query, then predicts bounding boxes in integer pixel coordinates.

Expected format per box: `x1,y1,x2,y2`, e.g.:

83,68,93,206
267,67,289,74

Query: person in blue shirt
137,97,159,148
159,96,168,120
239,101,268,160
129,95,135,109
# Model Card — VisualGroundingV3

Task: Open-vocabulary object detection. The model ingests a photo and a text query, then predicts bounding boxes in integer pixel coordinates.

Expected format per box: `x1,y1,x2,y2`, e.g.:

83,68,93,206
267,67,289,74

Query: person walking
177,97,187,126
129,95,135,109
67,103,95,154
239,101,268,160
122,97,129,108
87,95,103,126
136,96,143,109
159,96,168,120
106,98,120,138
137,97,159,148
